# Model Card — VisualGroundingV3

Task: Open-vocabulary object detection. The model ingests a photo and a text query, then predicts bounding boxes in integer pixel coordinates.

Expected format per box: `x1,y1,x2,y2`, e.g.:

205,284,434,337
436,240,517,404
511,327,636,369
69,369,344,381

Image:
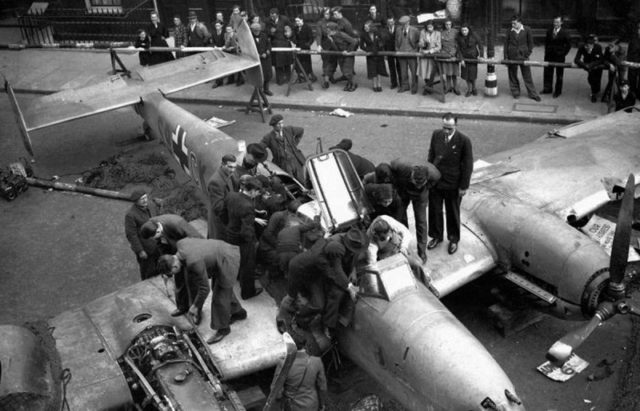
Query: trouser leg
238,241,257,298
323,282,346,330
175,270,189,312
210,283,232,330
521,64,539,97
398,57,409,89
428,188,444,240
555,66,564,93
412,197,428,253
442,188,462,242
508,64,520,95
543,66,553,91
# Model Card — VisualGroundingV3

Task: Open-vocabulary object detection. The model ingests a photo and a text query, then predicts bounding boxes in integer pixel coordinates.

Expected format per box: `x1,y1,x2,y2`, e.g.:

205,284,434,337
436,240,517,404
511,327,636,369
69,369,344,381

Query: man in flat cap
124,188,160,280
261,114,306,183
221,177,264,300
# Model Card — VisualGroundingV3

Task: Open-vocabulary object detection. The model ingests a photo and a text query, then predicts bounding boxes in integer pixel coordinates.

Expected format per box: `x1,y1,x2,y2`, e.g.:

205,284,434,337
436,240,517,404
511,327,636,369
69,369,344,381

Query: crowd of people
133,6,640,113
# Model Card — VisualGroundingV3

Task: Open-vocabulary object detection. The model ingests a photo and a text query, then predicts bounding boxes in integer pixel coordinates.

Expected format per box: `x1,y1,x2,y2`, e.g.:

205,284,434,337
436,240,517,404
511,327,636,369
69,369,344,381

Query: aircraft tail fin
234,19,263,90
4,79,34,157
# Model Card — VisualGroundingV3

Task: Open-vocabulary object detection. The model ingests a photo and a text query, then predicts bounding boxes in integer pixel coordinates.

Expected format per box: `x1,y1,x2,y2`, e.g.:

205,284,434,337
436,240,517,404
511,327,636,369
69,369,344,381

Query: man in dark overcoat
251,22,274,96
140,213,203,254
124,188,159,280
504,15,541,101
157,238,246,344
260,114,306,183
293,15,316,82
222,177,264,300
207,154,236,240
427,113,473,255
542,16,571,98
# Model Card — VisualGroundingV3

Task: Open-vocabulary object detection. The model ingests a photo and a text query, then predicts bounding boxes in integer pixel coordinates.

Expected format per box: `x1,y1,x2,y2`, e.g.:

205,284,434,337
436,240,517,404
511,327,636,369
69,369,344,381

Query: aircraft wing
13,20,261,136
475,108,640,222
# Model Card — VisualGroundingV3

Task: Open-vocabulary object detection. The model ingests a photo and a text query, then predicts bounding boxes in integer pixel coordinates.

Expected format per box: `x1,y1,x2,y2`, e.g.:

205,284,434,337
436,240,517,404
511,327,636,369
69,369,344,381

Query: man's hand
255,217,268,226
188,305,200,324
459,188,467,197
138,250,148,259
347,282,359,301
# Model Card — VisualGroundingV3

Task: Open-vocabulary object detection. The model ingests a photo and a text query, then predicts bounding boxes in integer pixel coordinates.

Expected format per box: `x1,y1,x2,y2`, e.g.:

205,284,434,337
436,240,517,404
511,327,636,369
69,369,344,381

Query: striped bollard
484,64,498,97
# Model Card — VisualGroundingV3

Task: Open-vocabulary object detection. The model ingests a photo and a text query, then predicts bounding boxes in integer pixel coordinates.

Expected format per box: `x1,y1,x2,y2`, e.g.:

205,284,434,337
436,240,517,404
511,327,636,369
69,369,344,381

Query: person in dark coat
209,21,227,88
361,20,388,92
329,138,375,180
187,11,212,51
542,16,571,98
326,22,359,92
156,243,210,327
427,113,473,255
390,159,440,262
140,213,203,254
331,7,357,38
381,16,402,90
147,11,174,65
266,8,291,84
504,15,541,101
124,188,160,280
221,177,264,300
608,80,637,113
285,227,368,337
207,154,236,240
293,16,316,82
364,183,404,222
230,143,268,190
260,114,306,183
574,34,605,102
627,22,640,100
316,8,337,88
157,238,246,344
456,23,483,97
172,15,188,59
134,29,151,67
366,5,385,30
257,200,302,277
251,22,273,95
602,39,626,103
282,333,328,411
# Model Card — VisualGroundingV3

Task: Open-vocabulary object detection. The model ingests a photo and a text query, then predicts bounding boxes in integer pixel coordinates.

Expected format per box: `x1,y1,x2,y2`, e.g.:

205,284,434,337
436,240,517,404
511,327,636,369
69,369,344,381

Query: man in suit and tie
395,15,420,94
427,113,474,255
542,16,572,98
382,16,401,90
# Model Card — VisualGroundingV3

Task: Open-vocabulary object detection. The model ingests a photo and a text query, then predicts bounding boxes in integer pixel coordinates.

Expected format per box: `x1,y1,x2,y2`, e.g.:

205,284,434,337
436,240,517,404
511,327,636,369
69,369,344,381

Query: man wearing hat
427,113,473,256
187,11,211,50
140,213,204,255
156,238,246,343
390,158,441,262
395,15,420,94
207,154,237,240
221,177,264,300
261,114,306,183
231,143,268,190
609,80,637,113
284,227,368,337
329,138,375,180
251,21,274,96
124,188,160,280
574,34,605,103
331,7,356,37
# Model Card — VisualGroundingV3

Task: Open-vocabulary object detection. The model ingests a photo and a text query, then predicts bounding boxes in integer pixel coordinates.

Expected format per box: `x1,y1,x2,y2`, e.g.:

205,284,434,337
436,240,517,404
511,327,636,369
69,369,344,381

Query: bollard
484,64,498,97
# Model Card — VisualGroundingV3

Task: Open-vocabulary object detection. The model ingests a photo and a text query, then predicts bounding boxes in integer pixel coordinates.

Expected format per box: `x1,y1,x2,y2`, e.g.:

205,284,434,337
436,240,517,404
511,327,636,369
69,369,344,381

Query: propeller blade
546,314,602,365
609,174,635,285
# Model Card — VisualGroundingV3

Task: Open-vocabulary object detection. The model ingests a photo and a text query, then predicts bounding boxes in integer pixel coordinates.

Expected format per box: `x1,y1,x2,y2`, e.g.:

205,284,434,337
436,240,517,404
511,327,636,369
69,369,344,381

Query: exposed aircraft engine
119,325,244,411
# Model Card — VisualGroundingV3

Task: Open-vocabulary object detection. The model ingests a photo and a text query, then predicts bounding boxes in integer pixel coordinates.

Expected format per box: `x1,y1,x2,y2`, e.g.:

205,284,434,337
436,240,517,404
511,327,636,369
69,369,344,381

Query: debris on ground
80,151,207,220
329,108,354,118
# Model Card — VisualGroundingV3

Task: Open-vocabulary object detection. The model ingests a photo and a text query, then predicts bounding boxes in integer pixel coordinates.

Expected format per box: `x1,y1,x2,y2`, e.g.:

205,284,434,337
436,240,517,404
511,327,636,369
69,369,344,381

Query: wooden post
286,51,313,97
245,87,272,122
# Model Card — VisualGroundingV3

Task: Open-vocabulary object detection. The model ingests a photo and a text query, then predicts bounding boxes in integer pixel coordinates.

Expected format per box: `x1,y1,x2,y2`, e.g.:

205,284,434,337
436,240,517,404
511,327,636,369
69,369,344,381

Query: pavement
0,40,610,125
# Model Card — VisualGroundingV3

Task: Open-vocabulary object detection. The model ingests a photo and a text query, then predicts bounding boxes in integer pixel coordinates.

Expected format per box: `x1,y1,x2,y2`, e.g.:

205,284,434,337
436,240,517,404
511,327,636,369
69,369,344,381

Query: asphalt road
0,100,630,411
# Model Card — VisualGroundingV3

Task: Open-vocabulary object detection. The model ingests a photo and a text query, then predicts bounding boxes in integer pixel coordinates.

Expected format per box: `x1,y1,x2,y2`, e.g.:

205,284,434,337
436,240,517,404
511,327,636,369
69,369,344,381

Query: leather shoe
427,239,442,250
553,92,560,98
207,328,231,344
531,95,541,102
230,310,248,324
448,242,458,255
241,288,263,300
171,309,186,317
263,89,273,96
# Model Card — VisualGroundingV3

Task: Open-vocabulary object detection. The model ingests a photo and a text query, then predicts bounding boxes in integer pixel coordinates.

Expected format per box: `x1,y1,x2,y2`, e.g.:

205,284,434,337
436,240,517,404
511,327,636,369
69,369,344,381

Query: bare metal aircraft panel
477,109,640,219
21,50,259,132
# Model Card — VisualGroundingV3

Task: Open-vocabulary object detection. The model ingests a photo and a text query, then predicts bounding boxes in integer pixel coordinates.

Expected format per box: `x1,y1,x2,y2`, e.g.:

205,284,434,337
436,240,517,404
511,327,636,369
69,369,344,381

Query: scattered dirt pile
81,151,207,220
